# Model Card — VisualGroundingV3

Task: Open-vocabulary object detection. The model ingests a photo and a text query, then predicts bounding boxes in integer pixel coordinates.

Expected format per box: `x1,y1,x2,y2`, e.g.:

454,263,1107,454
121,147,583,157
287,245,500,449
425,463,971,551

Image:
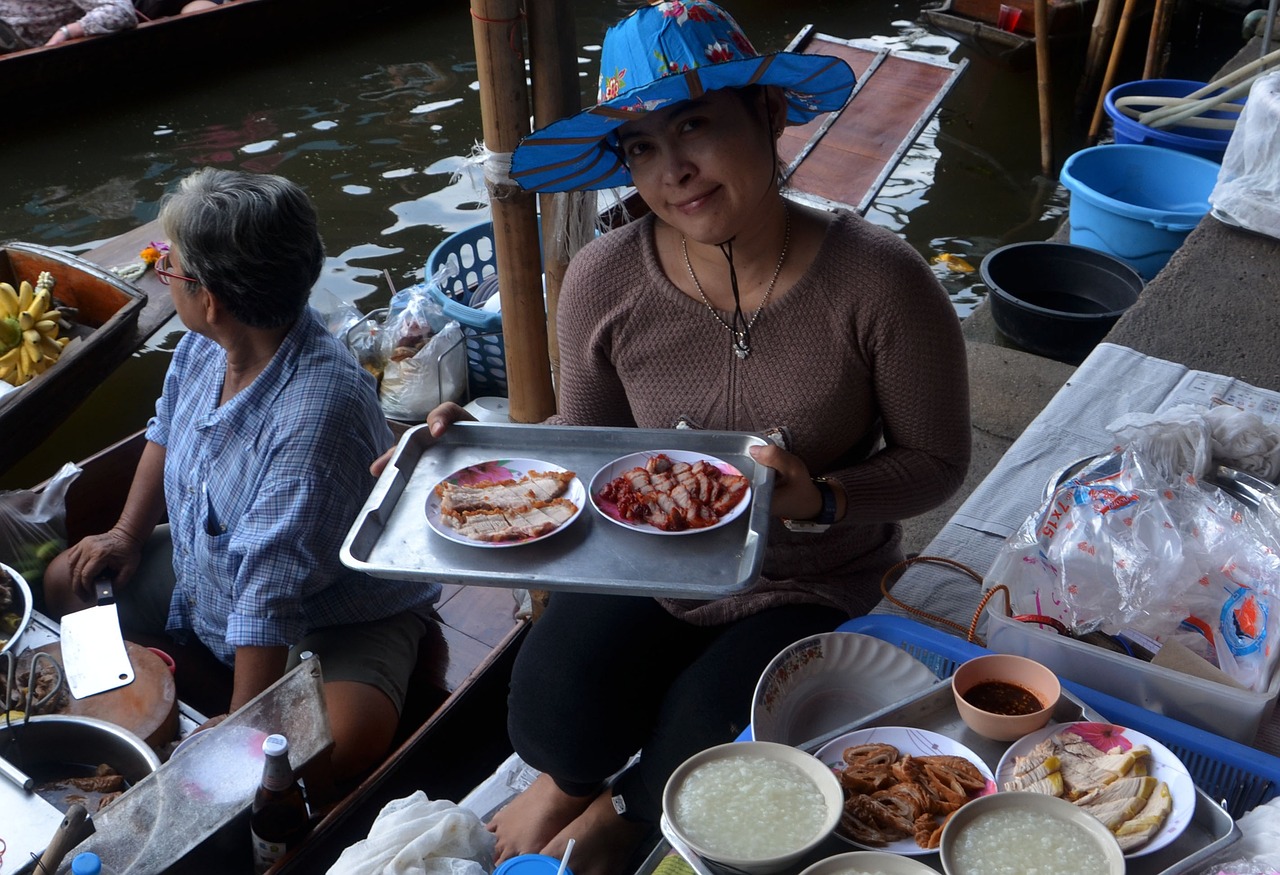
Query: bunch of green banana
0,271,69,387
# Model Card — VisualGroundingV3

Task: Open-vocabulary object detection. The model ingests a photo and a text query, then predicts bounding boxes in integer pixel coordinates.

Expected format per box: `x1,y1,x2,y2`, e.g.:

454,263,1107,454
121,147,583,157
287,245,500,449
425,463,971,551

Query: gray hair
158,168,323,329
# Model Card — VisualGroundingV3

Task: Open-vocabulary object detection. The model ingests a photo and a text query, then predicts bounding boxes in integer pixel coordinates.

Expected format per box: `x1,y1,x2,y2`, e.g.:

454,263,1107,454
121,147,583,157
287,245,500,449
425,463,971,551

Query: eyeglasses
154,253,199,287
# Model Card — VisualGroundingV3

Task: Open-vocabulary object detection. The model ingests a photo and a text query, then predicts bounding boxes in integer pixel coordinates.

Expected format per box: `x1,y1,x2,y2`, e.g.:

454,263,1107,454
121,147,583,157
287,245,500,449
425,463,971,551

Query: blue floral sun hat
510,0,857,193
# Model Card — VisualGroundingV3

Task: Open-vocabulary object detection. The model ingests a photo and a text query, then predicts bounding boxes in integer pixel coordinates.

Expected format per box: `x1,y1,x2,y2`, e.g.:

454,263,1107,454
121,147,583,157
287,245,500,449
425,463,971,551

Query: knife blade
59,578,135,698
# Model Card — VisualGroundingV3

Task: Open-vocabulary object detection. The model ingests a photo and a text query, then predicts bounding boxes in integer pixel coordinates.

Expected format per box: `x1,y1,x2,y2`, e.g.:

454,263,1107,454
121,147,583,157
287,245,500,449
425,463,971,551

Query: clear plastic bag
986,446,1280,692
1210,70,1280,241
1,461,80,588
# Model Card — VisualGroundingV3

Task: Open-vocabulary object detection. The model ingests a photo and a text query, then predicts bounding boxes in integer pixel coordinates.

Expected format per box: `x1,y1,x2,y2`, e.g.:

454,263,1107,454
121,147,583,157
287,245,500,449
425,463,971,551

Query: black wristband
811,477,837,525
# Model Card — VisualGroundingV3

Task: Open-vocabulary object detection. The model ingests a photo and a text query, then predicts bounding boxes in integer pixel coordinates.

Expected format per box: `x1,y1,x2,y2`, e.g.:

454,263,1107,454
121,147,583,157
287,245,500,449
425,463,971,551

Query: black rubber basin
980,242,1144,364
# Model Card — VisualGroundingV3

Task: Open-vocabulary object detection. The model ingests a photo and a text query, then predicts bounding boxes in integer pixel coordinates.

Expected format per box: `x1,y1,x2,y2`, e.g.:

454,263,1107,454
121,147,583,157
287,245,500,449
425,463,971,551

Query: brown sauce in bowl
962,680,1044,716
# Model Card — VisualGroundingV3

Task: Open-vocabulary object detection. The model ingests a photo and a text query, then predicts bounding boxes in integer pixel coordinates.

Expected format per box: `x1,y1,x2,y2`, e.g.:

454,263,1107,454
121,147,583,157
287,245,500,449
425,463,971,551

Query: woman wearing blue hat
429,1,970,870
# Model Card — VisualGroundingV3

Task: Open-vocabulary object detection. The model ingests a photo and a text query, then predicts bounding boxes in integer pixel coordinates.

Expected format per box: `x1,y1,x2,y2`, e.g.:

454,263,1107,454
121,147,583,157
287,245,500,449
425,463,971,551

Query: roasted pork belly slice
446,508,512,536
647,453,673,473
448,498,578,542
524,470,575,501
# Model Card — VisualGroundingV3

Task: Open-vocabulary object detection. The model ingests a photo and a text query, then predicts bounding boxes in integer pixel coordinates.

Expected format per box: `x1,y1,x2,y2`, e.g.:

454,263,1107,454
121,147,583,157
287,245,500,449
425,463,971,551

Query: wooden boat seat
779,29,969,215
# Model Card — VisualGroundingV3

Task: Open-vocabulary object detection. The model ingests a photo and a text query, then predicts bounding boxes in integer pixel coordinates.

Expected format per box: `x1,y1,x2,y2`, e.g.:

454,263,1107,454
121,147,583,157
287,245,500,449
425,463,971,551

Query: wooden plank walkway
779,29,969,215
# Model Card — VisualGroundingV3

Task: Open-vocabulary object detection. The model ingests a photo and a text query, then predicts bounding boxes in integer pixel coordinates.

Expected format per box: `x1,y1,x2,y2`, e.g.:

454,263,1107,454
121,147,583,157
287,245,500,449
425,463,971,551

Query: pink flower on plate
1067,722,1132,753
457,460,514,486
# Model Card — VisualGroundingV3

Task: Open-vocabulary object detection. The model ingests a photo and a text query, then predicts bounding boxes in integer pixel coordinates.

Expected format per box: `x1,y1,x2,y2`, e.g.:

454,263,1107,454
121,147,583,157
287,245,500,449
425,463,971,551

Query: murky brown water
0,0,1239,486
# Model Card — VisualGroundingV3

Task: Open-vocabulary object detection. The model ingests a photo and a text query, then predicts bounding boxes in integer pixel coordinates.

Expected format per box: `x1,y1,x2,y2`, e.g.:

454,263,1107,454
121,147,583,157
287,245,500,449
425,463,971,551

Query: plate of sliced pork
426,458,585,546
995,721,1194,857
589,450,752,535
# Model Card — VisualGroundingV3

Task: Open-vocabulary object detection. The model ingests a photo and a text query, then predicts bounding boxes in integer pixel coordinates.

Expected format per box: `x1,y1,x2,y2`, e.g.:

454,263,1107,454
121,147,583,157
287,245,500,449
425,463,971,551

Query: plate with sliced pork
589,450,752,535
995,721,1195,857
426,458,585,547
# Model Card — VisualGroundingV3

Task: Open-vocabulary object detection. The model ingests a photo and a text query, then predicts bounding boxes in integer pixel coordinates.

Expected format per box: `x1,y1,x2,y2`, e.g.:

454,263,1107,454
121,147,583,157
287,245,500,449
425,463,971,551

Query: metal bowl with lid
1,562,34,657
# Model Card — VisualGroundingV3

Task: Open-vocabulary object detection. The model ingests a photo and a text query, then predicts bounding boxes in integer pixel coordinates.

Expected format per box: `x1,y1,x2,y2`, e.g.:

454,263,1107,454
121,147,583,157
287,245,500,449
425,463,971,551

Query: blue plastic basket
839,615,1280,819
425,222,511,398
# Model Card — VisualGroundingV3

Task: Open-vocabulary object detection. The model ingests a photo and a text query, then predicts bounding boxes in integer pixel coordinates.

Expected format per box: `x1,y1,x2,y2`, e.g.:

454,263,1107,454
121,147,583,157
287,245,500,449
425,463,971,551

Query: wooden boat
920,0,1095,69
0,226,176,480
28,428,527,872
0,0,420,113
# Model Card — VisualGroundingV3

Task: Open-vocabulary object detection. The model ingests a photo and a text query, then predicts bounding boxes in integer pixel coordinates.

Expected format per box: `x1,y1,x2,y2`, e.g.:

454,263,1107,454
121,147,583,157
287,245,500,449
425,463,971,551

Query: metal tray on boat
635,682,1241,875
340,421,775,597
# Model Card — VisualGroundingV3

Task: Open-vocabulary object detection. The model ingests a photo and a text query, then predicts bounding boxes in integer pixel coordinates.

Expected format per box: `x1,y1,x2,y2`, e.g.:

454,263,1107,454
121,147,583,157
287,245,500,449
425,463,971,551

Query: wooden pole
1088,0,1142,143
1143,0,1168,79
1034,0,1053,176
470,0,557,423
1077,0,1120,120
526,0,581,400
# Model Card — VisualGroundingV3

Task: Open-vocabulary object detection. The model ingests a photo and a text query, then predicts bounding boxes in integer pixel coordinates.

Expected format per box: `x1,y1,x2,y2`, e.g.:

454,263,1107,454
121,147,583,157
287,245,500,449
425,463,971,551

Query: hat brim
510,51,855,193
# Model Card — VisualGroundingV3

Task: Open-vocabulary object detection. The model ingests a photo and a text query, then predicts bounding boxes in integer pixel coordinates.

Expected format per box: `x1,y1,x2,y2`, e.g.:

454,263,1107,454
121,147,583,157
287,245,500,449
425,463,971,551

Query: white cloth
1205,404,1280,480
1201,794,1280,873
325,792,495,875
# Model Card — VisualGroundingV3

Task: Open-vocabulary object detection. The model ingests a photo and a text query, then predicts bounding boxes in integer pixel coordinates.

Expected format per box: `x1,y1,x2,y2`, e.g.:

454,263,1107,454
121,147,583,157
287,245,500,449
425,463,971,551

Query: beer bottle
249,734,310,873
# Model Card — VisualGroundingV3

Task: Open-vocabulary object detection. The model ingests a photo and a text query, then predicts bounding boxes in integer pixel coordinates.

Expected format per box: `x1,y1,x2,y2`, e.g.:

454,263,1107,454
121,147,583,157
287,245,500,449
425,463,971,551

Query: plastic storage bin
839,615,1280,819
1060,144,1219,280
982,606,1280,744
425,222,513,398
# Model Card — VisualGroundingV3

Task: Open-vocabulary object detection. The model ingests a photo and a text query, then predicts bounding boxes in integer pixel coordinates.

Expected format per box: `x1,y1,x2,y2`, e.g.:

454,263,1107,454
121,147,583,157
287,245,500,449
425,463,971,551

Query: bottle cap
263,734,289,756
71,852,102,875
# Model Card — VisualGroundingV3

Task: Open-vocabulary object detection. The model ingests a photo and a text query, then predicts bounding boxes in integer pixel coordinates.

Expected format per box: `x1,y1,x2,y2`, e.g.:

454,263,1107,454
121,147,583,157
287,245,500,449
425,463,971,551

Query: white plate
751,632,939,746
589,449,751,535
996,721,1195,857
815,726,997,855
425,458,585,547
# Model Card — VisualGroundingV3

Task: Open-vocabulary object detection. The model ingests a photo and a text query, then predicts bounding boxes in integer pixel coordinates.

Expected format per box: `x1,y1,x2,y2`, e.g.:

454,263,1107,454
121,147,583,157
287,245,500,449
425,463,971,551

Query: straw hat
510,0,857,193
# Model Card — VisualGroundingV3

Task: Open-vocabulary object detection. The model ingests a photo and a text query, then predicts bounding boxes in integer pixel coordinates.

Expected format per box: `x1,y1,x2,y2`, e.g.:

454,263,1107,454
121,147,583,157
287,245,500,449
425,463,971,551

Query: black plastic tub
980,242,1144,364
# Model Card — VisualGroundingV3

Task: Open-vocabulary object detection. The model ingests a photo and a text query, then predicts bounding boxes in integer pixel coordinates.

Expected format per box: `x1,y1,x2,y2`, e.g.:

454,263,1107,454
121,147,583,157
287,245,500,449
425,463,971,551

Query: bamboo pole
470,0,557,423
1088,0,1142,143
1077,0,1120,119
1034,0,1053,176
1142,0,1168,79
526,0,581,401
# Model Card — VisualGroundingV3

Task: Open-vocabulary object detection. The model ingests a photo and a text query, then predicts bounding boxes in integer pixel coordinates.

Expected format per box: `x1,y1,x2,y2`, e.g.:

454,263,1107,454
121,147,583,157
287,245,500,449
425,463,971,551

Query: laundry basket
425,222,513,398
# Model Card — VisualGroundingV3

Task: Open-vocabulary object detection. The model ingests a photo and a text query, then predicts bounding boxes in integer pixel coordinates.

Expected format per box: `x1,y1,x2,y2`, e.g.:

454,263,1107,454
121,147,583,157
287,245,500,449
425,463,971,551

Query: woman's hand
45,22,77,45
748,444,824,521
369,401,479,476
61,528,144,601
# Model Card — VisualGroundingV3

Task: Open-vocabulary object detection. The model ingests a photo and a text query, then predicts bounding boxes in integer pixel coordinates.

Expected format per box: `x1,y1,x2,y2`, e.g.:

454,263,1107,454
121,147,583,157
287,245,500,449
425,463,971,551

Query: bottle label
251,828,289,874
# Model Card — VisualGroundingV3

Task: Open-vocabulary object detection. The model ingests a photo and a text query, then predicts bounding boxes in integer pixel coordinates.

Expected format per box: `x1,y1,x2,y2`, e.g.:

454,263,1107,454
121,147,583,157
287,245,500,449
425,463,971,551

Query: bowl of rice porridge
662,740,843,874
940,791,1124,875
798,850,939,875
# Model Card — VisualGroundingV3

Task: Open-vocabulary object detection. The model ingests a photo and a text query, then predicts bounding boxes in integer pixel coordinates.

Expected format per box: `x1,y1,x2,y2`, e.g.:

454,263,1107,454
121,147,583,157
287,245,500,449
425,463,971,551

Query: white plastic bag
378,319,466,421
325,792,494,875
1,461,80,588
1210,70,1280,240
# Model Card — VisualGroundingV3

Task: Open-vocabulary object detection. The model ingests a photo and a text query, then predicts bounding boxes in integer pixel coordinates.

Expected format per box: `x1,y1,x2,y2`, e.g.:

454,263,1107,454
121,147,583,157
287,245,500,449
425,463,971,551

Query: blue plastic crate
425,222,510,398
839,615,1280,819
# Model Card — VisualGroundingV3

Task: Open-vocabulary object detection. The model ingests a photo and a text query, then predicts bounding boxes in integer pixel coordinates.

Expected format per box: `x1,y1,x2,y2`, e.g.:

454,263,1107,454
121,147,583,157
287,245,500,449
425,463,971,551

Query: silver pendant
734,336,750,359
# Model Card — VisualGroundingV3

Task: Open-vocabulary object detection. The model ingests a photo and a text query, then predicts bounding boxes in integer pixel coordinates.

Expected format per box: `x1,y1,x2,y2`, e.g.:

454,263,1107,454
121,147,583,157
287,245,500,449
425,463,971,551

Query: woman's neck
218,323,291,404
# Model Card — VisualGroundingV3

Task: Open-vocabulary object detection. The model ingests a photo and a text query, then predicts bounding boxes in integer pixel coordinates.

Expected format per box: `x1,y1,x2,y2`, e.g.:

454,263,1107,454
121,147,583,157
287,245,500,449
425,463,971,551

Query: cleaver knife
59,578,135,698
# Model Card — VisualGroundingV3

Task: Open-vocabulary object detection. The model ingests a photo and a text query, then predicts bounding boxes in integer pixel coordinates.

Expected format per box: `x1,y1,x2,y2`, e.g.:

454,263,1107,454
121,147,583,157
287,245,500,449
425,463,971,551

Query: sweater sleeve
827,223,971,523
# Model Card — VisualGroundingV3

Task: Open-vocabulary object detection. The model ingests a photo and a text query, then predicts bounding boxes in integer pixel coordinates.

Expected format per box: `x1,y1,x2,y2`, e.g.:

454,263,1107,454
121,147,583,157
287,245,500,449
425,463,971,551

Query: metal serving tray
635,683,1241,875
340,421,775,598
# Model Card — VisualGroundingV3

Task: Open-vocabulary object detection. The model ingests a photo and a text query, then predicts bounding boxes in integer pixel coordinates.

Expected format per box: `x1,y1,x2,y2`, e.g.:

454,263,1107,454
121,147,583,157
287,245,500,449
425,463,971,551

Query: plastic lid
263,734,289,756
71,852,102,875
494,854,568,875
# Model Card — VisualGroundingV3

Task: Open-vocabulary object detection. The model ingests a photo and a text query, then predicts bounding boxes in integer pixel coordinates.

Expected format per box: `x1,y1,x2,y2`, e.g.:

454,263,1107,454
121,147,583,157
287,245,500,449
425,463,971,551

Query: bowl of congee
662,740,843,874
798,850,939,875
951,653,1059,741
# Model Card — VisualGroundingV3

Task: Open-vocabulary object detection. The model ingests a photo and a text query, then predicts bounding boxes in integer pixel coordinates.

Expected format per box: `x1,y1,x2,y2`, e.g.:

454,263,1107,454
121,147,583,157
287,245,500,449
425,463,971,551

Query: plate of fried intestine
995,721,1194,857
589,450,752,535
815,726,997,855
426,458,585,547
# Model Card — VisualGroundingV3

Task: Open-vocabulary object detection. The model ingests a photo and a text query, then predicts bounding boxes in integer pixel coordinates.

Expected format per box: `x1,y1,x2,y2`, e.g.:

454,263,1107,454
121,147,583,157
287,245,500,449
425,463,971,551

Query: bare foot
541,791,648,875
488,773,595,863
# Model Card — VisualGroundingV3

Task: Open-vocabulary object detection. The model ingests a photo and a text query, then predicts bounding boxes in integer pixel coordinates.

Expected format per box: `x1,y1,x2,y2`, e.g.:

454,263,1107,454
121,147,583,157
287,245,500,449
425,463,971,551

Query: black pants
506,592,846,825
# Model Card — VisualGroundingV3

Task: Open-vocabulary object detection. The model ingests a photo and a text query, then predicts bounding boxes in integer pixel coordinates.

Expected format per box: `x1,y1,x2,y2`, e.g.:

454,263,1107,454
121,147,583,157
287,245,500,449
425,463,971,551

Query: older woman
45,168,440,784
0,0,134,51
404,2,970,870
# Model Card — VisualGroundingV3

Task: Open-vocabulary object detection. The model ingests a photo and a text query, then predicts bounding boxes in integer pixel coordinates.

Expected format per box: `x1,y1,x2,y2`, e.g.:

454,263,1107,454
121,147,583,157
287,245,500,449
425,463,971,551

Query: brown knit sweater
553,210,971,623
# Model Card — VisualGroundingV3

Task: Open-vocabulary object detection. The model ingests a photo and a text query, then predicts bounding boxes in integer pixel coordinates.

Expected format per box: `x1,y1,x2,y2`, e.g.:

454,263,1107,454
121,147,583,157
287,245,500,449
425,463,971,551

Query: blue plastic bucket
1104,79,1242,163
1059,144,1219,280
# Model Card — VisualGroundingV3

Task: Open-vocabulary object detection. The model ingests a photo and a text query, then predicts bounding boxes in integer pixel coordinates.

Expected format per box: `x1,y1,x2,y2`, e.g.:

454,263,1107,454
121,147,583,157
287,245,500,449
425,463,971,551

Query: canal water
0,0,1238,485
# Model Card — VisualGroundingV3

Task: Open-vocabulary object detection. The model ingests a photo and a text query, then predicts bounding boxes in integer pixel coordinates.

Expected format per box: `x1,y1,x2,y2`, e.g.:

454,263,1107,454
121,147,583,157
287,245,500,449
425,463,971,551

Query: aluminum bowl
1,562,34,657
0,715,161,797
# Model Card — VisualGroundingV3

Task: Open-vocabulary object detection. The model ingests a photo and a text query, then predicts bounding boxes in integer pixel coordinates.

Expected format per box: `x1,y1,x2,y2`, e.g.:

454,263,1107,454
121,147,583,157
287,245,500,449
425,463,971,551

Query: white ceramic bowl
752,631,938,745
798,850,939,875
940,791,1124,875
663,741,843,875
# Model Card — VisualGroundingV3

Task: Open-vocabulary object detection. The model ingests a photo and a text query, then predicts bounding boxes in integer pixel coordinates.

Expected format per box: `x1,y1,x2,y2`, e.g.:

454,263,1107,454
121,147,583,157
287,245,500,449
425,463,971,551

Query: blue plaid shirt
146,308,439,665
